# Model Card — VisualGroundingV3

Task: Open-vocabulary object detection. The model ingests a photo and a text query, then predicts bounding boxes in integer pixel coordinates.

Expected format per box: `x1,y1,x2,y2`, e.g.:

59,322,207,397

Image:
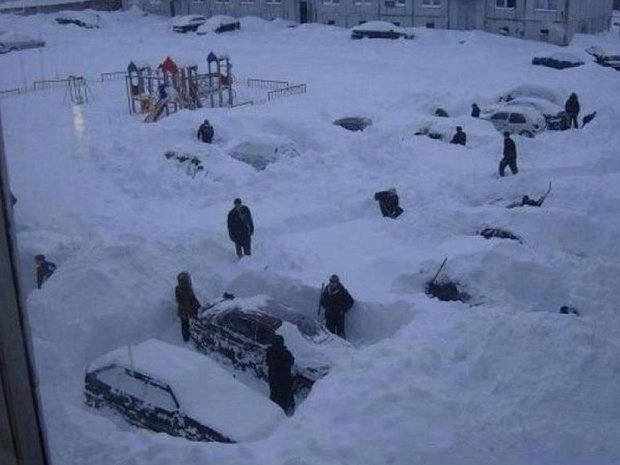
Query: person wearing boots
227,198,254,259
499,132,518,177
175,271,201,342
320,274,354,338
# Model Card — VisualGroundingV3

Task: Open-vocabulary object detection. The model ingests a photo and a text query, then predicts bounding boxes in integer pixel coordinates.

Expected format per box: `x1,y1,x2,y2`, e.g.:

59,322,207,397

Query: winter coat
320,285,354,316
197,123,214,143
503,137,517,161
36,261,56,289
565,95,580,116
450,131,467,146
266,342,295,386
471,106,480,118
175,284,201,319
227,206,254,244
374,191,402,218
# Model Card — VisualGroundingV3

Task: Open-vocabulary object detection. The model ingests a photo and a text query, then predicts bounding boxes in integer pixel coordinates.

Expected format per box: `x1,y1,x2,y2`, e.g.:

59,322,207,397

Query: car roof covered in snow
504,97,563,115
351,21,408,33
547,52,584,64
88,339,285,441
197,15,240,33
169,15,206,27
56,10,99,22
500,84,566,105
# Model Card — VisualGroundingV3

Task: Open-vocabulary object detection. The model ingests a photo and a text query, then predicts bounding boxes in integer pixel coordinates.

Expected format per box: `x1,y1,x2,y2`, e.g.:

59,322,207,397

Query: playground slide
144,99,167,123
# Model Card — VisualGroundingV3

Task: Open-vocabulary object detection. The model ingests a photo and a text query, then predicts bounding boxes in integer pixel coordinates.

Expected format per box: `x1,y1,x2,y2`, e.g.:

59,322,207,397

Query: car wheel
520,130,534,138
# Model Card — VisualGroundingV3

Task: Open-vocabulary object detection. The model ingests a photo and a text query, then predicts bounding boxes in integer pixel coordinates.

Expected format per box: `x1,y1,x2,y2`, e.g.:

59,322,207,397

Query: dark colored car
197,16,241,35
333,117,373,132
85,339,284,442
171,15,206,33
191,298,346,399
0,35,45,54
532,53,584,70
55,12,100,29
351,21,414,40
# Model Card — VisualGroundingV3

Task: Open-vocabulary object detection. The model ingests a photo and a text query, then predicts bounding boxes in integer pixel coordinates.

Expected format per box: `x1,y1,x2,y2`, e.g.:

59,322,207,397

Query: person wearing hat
265,334,295,416
227,198,254,259
197,119,214,144
35,254,56,289
499,132,518,177
374,188,404,219
319,275,354,338
471,103,480,118
450,126,467,146
175,271,201,342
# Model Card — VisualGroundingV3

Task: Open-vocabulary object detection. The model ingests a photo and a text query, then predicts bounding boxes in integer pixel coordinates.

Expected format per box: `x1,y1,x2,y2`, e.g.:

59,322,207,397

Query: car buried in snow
55,11,100,29
0,34,45,54
351,21,414,40
196,16,241,35
482,107,546,138
227,136,300,170
483,97,570,131
85,339,284,443
170,15,207,33
190,296,350,400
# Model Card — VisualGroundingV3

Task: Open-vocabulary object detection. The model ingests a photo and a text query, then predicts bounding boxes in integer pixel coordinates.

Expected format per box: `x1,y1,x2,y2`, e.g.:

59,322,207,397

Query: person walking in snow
450,126,467,146
35,254,56,289
266,335,295,416
565,93,580,129
499,132,518,177
374,188,403,219
471,103,480,118
320,275,354,338
197,119,214,144
227,198,254,259
175,271,201,342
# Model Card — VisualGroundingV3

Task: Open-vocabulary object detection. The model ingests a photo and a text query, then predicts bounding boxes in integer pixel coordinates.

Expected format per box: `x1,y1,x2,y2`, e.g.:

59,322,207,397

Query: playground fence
245,79,290,90
267,84,307,102
33,78,72,91
100,71,126,82
0,88,22,99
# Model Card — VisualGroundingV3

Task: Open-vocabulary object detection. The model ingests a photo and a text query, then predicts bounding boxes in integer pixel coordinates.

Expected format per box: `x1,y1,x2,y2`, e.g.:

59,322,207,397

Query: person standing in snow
266,335,295,416
175,271,201,342
320,275,354,338
471,103,480,118
227,198,254,259
499,132,518,177
374,188,403,219
35,254,56,289
197,119,214,144
450,126,467,146
565,93,580,129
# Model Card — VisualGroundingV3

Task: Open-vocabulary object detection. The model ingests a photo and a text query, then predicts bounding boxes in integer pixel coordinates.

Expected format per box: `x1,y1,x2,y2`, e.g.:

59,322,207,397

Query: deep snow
2,9,620,465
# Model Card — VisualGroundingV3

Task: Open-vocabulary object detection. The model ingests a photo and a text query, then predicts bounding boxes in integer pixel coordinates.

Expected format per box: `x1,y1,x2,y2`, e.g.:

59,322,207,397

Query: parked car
85,339,284,442
351,21,414,40
482,107,546,137
502,98,570,131
197,15,240,35
228,135,300,170
498,84,565,106
333,117,373,132
0,34,45,54
55,11,100,29
170,15,206,33
532,52,584,70
585,45,620,71
190,297,350,399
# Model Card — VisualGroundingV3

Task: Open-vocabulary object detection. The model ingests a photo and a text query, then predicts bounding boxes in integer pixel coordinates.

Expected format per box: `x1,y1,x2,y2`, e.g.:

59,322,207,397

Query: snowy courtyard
2,9,620,465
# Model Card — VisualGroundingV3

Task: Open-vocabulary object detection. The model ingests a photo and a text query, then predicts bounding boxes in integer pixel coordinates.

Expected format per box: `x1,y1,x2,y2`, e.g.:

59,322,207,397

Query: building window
327,19,335,24
359,20,366,24
495,0,516,8
539,28,550,40
324,0,340,4
426,22,435,28
266,0,282,3
396,0,405,6
422,0,441,6
241,0,255,3
192,0,206,3
354,0,372,4
535,0,557,10
499,26,510,34
216,0,230,3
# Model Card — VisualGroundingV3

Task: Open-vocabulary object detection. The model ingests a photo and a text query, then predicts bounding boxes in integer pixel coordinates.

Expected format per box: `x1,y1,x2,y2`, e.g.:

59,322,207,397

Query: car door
508,112,527,133
141,378,180,435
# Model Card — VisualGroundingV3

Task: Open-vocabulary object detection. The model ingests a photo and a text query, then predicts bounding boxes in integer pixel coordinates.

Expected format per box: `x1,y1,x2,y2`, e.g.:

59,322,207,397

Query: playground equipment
63,76,94,105
125,53,234,123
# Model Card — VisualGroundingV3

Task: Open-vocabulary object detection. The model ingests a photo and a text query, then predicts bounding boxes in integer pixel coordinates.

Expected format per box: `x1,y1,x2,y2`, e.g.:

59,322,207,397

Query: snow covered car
228,136,300,170
190,296,349,399
196,16,240,35
84,339,284,443
333,117,373,132
498,84,565,106
0,34,45,54
482,107,545,138
351,21,414,40
170,15,206,33
532,52,584,70
55,11,100,29
496,98,569,131
585,45,620,71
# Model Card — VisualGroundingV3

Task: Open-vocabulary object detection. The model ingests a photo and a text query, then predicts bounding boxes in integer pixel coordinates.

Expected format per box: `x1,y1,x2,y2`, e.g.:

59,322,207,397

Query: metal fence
0,88,21,99
100,71,126,82
32,78,71,91
267,84,307,102
245,78,290,90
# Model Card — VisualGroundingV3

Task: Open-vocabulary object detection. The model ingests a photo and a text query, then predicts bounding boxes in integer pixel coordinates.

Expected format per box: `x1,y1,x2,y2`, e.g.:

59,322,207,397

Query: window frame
495,0,516,9
534,0,558,11
422,0,442,8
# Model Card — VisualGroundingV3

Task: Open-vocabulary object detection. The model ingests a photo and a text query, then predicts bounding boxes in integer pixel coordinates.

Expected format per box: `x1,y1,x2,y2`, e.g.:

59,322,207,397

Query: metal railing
0,88,21,99
267,84,307,102
32,78,70,91
245,78,290,90
100,71,126,82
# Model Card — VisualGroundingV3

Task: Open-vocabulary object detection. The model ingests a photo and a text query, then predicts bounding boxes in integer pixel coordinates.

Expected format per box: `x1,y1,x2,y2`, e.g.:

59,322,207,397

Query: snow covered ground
2,9,620,465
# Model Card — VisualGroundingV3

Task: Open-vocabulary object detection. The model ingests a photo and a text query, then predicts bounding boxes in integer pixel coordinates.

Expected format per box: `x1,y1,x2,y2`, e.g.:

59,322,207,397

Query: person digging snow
175,271,201,342
471,103,480,118
320,274,354,339
499,132,518,177
197,119,214,144
565,93,580,130
227,198,254,259
374,188,403,219
35,254,56,289
266,335,295,416
450,126,467,146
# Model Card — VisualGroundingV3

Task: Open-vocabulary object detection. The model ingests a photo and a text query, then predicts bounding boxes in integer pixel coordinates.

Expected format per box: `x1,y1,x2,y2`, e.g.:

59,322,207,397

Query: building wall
1,0,120,14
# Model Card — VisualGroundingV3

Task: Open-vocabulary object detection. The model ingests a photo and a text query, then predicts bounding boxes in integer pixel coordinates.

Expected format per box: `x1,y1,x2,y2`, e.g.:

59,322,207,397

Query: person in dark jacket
471,103,480,118
175,271,201,342
320,275,354,338
450,126,467,146
197,119,214,144
266,335,295,416
35,254,56,289
227,198,254,259
565,93,580,129
499,132,518,177
374,188,403,219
